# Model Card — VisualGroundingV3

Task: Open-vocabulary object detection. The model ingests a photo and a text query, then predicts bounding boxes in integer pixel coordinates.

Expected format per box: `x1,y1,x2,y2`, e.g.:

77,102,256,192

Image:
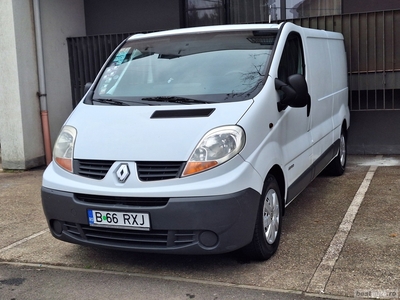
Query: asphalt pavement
0,155,399,299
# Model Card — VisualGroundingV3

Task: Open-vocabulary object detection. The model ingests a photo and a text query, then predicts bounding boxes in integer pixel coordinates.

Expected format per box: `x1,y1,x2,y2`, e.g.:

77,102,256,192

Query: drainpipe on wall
33,0,52,165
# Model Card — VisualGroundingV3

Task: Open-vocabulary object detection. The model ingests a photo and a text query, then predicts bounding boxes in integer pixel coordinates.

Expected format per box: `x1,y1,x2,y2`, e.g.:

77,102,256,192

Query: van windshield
93,30,277,104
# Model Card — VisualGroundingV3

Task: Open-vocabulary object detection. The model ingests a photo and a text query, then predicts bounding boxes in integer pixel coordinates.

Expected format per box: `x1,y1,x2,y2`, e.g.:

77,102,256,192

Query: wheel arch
342,119,348,133
267,165,286,215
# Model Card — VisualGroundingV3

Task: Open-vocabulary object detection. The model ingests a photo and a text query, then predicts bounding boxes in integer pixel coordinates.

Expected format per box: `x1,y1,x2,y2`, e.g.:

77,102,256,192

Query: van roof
128,23,283,41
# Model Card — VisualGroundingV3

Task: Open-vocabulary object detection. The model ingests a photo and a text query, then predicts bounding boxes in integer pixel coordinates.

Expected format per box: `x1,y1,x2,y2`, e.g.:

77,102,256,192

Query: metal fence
67,10,400,110
288,9,400,110
67,33,134,107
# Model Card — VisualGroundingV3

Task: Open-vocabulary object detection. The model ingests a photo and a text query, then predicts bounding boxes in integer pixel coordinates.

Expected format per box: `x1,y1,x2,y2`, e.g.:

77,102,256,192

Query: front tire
242,174,282,261
326,127,347,176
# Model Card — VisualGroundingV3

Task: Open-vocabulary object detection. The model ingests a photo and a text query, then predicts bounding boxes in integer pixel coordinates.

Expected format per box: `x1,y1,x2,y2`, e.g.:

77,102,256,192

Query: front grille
63,222,196,248
74,194,169,207
136,161,185,181
73,160,185,181
74,160,114,180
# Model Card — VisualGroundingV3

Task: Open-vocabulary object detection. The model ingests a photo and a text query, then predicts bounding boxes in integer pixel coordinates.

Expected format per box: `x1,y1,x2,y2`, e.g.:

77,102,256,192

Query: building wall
0,0,44,169
0,0,86,169
1,0,399,169
39,0,86,146
343,0,400,14
84,0,181,35
349,111,400,154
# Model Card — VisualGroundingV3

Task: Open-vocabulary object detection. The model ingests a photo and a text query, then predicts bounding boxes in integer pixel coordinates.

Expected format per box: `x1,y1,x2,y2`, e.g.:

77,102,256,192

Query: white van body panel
303,30,349,164
43,154,263,197
70,100,253,161
237,75,313,196
41,23,350,256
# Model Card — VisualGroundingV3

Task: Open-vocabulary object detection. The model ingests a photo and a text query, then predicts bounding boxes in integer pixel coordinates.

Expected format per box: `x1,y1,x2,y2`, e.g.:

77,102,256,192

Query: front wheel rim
263,189,280,244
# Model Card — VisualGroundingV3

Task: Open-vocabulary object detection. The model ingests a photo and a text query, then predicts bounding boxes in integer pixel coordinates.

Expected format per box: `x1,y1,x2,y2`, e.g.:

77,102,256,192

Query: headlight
53,125,77,173
182,125,245,177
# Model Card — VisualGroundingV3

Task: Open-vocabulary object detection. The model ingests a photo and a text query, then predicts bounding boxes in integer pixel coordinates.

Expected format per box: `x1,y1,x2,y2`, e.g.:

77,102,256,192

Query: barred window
230,0,271,23
186,0,226,27
285,0,341,19
185,0,342,27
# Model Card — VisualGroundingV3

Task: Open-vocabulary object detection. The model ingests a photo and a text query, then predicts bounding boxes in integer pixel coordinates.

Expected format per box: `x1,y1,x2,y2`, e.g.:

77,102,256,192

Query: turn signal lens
182,161,218,176
182,126,245,177
53,125,77,173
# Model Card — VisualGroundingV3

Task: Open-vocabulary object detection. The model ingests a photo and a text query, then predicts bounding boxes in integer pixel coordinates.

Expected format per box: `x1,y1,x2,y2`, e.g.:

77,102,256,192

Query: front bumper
41,187,260,254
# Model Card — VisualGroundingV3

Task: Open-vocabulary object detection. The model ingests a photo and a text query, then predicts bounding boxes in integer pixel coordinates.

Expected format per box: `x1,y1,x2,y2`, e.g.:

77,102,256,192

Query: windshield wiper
92,98,130,106
141,96,210,105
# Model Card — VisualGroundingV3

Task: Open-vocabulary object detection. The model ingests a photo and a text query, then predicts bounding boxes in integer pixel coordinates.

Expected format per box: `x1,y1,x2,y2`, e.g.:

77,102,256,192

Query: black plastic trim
286,139,340,204
41,187,260,254
151,108,215,119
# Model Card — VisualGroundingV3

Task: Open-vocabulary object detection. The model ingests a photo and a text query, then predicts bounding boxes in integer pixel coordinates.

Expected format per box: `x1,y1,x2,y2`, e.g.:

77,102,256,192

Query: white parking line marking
0,229,49,254
306,163,378,294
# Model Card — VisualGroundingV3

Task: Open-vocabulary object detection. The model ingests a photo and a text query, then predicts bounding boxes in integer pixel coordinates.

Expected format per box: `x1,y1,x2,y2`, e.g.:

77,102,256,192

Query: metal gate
288,10,400,111
67,33,134,107
67,10,400,110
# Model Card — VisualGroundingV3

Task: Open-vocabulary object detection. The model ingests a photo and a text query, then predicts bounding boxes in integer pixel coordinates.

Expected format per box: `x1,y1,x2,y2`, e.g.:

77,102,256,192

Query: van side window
278,33,305,83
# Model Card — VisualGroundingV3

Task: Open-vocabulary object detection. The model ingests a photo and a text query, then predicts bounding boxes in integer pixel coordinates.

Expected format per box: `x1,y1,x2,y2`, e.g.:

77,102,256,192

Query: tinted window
278,32,305,83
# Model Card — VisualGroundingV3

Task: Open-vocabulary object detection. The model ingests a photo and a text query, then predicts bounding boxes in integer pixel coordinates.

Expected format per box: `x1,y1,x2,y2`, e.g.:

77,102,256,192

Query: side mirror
275,74,311,116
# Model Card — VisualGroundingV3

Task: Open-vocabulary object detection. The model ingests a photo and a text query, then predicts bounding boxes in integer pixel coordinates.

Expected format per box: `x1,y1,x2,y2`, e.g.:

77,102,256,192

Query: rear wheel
326,127,347,176
242,174,282,261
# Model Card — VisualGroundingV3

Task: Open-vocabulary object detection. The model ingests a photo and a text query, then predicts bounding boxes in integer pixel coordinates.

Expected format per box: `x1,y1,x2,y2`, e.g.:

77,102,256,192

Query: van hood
69,101,253,161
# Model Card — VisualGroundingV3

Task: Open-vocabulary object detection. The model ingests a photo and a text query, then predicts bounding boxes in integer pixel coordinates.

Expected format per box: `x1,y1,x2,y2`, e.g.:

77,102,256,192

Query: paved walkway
0,155,399,299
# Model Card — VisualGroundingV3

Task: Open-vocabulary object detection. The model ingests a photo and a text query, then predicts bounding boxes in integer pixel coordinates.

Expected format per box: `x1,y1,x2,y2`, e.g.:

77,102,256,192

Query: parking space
0,156,399,299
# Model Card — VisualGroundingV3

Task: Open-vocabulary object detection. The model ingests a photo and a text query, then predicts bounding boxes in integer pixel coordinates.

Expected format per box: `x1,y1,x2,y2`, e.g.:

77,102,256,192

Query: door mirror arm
275,78,295,112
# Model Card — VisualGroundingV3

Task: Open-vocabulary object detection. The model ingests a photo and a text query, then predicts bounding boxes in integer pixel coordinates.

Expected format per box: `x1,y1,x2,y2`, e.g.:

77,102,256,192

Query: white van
42,22,350,261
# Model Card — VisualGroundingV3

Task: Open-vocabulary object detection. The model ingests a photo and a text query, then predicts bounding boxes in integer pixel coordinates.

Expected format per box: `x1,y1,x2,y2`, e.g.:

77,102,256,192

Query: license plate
88,210,150,230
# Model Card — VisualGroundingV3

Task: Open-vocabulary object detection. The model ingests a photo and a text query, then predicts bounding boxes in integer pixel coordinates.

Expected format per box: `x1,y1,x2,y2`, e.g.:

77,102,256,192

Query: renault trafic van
42,22,350,261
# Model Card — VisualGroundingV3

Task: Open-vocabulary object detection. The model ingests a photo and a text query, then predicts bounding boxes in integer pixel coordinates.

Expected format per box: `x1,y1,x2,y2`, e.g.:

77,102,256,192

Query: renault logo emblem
116,163,130,183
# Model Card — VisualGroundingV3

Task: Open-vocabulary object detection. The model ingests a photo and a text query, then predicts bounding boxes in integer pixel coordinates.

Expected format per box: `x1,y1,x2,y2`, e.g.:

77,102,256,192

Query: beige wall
0,0,43,169
39,0,86,146
0,0,86,169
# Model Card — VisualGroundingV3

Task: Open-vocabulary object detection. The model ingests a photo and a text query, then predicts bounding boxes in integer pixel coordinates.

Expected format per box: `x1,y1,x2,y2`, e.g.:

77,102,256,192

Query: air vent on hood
151,108,215,119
